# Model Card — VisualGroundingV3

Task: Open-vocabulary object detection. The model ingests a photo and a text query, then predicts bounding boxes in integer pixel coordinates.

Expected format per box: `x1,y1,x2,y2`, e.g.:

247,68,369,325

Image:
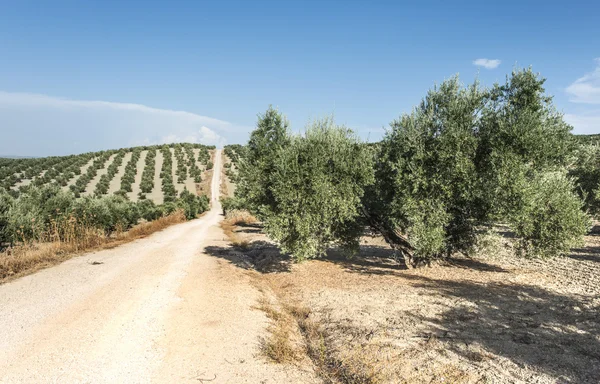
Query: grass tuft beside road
0,211,186,283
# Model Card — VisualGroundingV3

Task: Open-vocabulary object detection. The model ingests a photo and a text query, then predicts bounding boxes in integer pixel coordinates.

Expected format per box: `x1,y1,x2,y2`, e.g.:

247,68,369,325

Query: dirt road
0,150,314,383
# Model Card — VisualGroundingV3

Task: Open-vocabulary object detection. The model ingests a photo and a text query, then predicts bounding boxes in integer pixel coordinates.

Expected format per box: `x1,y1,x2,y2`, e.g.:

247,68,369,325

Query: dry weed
255,297,303,364
0,210,186,283
220,210,258,249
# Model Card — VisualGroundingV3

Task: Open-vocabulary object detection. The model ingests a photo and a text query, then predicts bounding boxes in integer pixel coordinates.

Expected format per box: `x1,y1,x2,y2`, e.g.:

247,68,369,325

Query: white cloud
0,91,233,129
0,91,246,156
566,58,600,104
564,112,600,135
159,126,225,147
473,58,501,69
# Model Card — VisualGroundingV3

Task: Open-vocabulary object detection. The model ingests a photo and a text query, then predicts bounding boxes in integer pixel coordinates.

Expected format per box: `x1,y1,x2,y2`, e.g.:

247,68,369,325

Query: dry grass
215,205,600,382
196,169,213,196
255,286,382,384
231,223,480,383
255,296,303,364
0,210,186,283
220,210,257,250
196,149,216,196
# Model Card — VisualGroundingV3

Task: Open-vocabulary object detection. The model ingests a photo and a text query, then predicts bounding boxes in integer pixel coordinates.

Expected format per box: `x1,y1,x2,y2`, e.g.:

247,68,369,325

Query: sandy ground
147,149,164,204
13,169,48,190
128,150,148,202
0,150,316,384
217,222,600,383
107,151,132,194
183,149,198,195
11,176,33,190
62,157,95,191
171,147,185,196
83,153,117,196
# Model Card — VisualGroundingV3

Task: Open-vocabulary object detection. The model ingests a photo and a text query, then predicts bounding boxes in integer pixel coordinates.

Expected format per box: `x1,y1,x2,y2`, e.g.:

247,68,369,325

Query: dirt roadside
216,218,600,384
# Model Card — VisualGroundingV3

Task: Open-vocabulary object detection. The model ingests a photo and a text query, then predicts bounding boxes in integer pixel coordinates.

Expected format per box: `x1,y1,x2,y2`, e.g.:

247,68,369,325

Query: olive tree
0,189,13,246
369,69,589,266
235,106,291,219
261,118,374,260
477,69,589,257
366,77,485,266
569,143,600,217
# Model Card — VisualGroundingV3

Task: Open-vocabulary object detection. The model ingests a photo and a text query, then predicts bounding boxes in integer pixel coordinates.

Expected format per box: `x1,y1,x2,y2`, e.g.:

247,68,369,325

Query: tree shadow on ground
206,221,599,381
204,241,292,273
321,245,407,275
322,245,510,275
402,274,600,383
568,246,600,263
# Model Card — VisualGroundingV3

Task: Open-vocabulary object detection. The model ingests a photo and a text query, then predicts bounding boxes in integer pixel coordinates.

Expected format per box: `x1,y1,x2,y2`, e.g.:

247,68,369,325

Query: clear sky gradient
1,0,599,156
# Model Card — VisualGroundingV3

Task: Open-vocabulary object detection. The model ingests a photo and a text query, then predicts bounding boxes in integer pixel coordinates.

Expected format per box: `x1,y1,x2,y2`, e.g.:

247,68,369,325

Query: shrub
0,190,14,245
137,199,164,222
368,69,585,266
220,196,245,215
160,146,177,202
140,149,157,193
119,149,141,194
570,143,600,217
177,189,209,220
162,201,178,216
512,172,591,257
241,112,374,261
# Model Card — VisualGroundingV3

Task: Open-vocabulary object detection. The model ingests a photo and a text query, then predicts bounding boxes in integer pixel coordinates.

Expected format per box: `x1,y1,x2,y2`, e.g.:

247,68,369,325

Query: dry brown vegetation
195,150,216,197
220,210,257,250
0,211,186,283
210,213,600,384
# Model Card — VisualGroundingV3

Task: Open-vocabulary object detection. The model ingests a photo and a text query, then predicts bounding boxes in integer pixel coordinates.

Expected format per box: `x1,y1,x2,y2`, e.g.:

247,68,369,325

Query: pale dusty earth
220,222,600,384
83,153,117,196
127,150,148,201
107,151,133,194
61,157,94,192
0,150,318,384
147,148,164,204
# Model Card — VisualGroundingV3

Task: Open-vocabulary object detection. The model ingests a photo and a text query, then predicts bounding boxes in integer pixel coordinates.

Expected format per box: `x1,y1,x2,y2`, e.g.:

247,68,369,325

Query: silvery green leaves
240,69,591,267
237,109,373,261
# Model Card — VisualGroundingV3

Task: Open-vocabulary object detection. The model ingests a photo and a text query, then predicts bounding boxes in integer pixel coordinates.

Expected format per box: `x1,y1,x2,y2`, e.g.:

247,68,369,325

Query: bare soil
147,148,164,204
61,157,94,191
107,151,132,194
83,153,117,195
211,221,600,383
128,149,148,201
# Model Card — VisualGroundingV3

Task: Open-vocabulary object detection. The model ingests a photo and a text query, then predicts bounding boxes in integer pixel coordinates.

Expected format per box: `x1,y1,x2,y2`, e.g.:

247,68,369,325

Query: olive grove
234,68,592,267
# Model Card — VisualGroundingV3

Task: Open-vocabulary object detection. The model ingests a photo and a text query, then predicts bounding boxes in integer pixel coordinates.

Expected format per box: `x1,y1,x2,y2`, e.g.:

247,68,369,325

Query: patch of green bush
237,69,591,266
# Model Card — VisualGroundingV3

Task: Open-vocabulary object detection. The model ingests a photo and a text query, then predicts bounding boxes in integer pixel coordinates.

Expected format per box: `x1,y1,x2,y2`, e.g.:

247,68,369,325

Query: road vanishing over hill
0,150,311,383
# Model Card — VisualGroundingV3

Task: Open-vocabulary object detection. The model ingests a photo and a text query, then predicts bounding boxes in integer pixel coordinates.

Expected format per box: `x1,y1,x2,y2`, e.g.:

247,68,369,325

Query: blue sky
0,0,599,156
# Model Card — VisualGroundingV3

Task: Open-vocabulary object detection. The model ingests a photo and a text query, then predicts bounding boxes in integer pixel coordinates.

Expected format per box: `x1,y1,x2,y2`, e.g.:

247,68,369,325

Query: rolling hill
0,143,215,204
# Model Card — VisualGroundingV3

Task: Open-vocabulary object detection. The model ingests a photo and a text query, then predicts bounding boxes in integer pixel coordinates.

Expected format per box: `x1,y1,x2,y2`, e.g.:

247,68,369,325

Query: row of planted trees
0,184,210,247
1,143,216,198
231,68,594,267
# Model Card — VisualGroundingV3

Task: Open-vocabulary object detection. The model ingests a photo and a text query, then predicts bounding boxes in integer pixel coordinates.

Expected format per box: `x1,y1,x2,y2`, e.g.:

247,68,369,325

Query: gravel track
0,150,312,383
